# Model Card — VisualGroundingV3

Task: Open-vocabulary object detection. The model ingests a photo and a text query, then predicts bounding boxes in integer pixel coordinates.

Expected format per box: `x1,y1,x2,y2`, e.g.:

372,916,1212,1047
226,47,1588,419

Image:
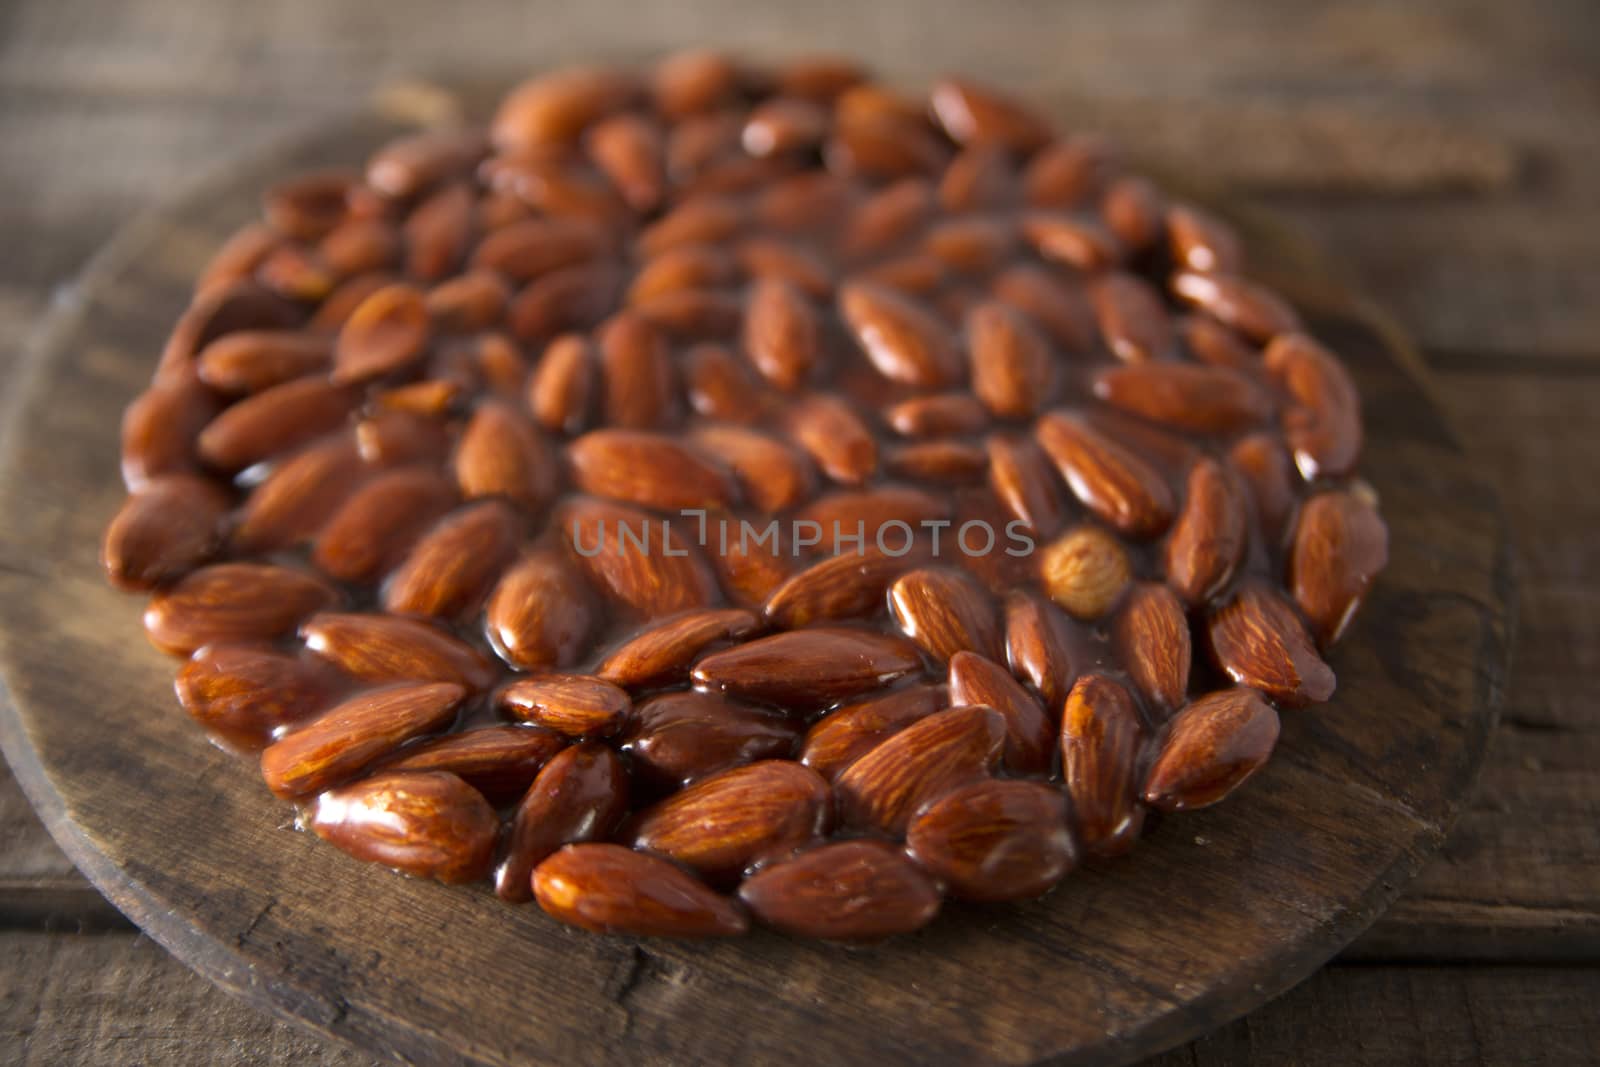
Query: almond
1059,674,1145,857
353,409,450,467
939,145,1016,212
596,609,760,688
301,612,494,691
366,127,489,199
947,651,1054,775
120,374,220,489
533,843,748,937
965,299,1052,418
1035,411,1175,537
495,744,629,902
633,287,743,340
312,467,458,583
404,182,475,281
688,426,816,513
1111,583,1192,717
884,393,989,438
159,278,300,376
923,217,1016,274
1229,432,1297,544
1180,314,1259,370
144,562,336,656
1089,271,1173,363
734,238,834,299
473,217,608,282
260,681,465,799
990,264,1098,354
196,330,334,394
1264,332,1363,480
1099,175,1165,252
1288,489,1389,647
484,550,598,670
743,277,821,391
587,113,667,212
626,243,734,304
884,441,988,484
597,311,678,429
559,498,718,619
1143,688,1280,812
784,394,878,484
986,435,1066,538
639,197,745,257
1019,213,1122,271
526,333,596,435
840,178,935,259
176,644,335,753
796,486,947,553
1172,270,1301,343
1004,590,1080,710
384,500,520,620
652,49,739,118
425,271,510,333
739,839,939,940
887,567,1002,664
835,704,1006,833
684,342,774,424
1038,525,1131,621
311,770,498,884
567,429,738,511
331,283,431,383
1164,458,1249,606
711,524,797,609
1167,204,1243,274
1092,362,1272,435
837,280,961,387
825,116,949,182
906,779,1073,902
630,761,830,881
453,400,559,512
492,66,638,148
756,171,861,234
231,436,368,554
102,474,228,591
798,684,944,780
498,674,632,738
311,272,396,333
929,78,1052,152
380,724,567,805
507,262,623,342
692,628,923,711
196,377,357,473
374,379,462,417
621,691,799,791
763,548,924,629
1206,580,1336,708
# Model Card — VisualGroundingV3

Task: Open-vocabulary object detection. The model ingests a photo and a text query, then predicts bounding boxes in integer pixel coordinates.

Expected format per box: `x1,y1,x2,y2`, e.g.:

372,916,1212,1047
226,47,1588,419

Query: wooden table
1,1,1596,1062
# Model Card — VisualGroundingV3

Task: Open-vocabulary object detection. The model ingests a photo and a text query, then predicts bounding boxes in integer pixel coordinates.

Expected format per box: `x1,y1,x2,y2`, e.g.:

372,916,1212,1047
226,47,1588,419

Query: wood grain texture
0,107,1507,1066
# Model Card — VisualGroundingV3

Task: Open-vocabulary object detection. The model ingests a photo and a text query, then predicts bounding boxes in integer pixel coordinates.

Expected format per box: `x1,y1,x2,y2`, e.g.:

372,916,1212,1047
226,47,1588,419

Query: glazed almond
799,684,944,780
986,436,1065,538
484,551,598,671
1092,362,1271,435
785,394,878,485
1090,272,1173,363
102,475,228,591
312,770,498,884
1143,688,1279,812
1111,583,1192,717
763,549,926,630
567,429,738,510
120,374,220,490
587,113,667,212
196,330,334,394
1060,674,1145,857
301,612,494,691
1035,412,1174,538
1206,581,1336,708
966,299,1052,418
621,691,799,791
144,563,336,656
1165,459,1249,606
176,644,334,753
596,609,760,688
835,704,1006,834
260,682,466,799
498,674,632,738
312,467,457,584
333,283,431,383
739,839,939,940
929,78,1051,152
230,436,367,554
838,280,962,388
906,779,1073,902
1289,489,1389,647
692,628,923,711
947,651,1054,775
384,501,520,621
597,311,678,429
1265,332,1363,480
744,276,821,391
196,377,356,473
534,843,748,937
1172,270,1300,343
559,498,718,619
492,66,637,148
454,401,559,511
380,724,566,805
688,426,816,514
496,744,629,902
526,333,596,435
1004,591,1080,711
887,567,1003,664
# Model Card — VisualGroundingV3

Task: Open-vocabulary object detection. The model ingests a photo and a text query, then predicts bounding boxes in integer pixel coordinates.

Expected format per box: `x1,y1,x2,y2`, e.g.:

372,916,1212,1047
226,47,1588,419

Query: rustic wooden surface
0,0,1592,1063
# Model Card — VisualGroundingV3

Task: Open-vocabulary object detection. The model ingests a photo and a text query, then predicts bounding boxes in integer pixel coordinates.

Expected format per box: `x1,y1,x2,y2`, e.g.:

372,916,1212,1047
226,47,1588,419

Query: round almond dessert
104,52,1388,940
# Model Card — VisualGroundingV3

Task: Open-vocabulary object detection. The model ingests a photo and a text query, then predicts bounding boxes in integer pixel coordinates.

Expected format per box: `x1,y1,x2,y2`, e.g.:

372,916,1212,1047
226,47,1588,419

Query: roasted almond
837,280,962,388
939,144,1016,212
923,216,1016,274
1143,688,1280,812
260,681,465,799
1264,332,1363,480
1019,213,1122,271
507,262,624,342
492,66,637,148
196,376,356,473
743,277,821,391
533,843,748,937
1288,489,1389,647
1089,271,1173,363
380,724,567,806
947,651,1054,775
1206,580,1336,708
1167,204,1243,274
692,628,923,711
498,674,632,738
835,704,1006,833
887,567,1003,664
739,839,939,940
621,690,799,791
734,238,834,299
784,394,878,484
631,760,830,881
495,744,629,902
526,333,596,435
484,550,598,670
404,182,475,281
311,467,458,584
798,684,944,780
1035,411,1174,537
1112,583,1192,717
1060,674,1145,857
472,217,609,282
301,612,494,691
425,270,510,333
1172,271,1301,343
1099,175,1165,252
824,115,949,182
567,429,738,511
966,299,1052,418
1004,590,1080,711
688,426,816,513
559,498,718,619
652,49,740,118
597,311,679,429
159,278,300,376
367,127,489,199
633,287,743,340
884,393,989,438
986,435,1066,538
683,342,773,424
230,436,367,554
331,283,431,383
1180,314,1259,371
453,400,559,511
587,112,667,212
384,500,520,620
627,244,734,304
144,562,336,656
102,474,228,591
176,644,335,753
763,548,925,629
1092,362,1272,435
311,770,498,883
1229,432,1297,544
196,330,334,394
906,779,1073,902
353,408,450,467
1165,459,1249,606
1038,525,1132,621
640,196,745,257
929,77,1051,152
840,177,935,258
120,374,220,489
596,609,761,688
990,264,1098,354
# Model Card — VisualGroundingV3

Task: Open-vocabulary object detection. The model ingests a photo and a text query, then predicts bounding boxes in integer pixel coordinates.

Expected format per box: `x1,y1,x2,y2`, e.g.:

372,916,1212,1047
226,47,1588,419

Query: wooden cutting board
0,109,1510,1066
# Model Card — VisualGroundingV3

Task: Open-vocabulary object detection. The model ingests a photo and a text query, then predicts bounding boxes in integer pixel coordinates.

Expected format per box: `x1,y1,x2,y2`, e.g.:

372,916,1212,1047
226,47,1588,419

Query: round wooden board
0,110,1511,1067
